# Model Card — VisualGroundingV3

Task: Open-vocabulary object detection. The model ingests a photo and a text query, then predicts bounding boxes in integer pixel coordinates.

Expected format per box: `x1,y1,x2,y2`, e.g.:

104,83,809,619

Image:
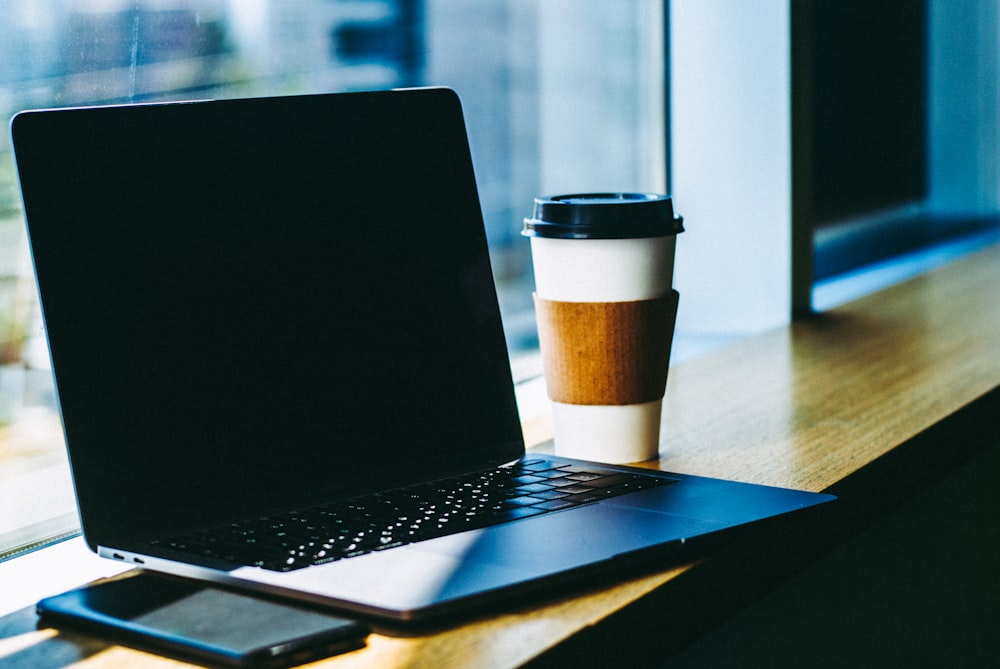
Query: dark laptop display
12,88,834,622
13,89,523,542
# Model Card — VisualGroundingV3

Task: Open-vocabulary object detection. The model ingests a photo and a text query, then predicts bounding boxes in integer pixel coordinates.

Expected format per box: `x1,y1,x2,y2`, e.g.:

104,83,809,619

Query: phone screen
36,571,369,667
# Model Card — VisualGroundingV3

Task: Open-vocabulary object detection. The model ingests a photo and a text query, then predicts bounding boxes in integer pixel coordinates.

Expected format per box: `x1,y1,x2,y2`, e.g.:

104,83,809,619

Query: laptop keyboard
152,459,677,572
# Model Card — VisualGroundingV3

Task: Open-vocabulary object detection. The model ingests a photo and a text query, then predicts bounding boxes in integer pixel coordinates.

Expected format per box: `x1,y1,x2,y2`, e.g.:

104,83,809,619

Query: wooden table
3,242,999,668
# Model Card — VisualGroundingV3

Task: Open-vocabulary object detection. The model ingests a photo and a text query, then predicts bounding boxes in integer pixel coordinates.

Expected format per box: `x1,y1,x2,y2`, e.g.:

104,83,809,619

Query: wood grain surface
3,242,998,669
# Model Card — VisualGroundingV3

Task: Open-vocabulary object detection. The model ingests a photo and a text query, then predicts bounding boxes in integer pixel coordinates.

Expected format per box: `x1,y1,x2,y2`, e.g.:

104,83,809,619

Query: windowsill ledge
3,241,1000,666
520,243,1000,666
520,240,1000,495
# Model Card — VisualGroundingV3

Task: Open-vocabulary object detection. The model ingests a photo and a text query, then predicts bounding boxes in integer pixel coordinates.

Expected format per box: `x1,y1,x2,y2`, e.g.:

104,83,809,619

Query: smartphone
36,571,369,668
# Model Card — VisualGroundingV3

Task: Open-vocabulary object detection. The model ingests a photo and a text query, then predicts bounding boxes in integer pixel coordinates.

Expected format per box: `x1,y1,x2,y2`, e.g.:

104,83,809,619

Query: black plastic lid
522,193,684,240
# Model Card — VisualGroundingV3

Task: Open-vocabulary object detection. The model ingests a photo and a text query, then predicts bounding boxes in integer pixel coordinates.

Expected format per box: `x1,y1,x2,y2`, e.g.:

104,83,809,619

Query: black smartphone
36,571,369,668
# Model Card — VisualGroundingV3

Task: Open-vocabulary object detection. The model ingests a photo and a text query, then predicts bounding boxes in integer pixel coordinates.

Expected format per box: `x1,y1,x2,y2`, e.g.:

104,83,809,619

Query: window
793,0,1000,312
669,0,1000,324
0,1,665,560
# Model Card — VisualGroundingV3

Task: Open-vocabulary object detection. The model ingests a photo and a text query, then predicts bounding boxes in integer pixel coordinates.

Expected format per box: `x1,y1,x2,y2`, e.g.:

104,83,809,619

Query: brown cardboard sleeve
533,290,679,406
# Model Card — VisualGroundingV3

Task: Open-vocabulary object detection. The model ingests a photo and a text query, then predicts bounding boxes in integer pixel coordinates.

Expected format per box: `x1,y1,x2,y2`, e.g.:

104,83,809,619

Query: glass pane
0,0,663,559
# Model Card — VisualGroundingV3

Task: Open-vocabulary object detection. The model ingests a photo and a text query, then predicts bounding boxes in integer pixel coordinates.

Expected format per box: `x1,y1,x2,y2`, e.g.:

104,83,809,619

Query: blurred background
3,0,1000,565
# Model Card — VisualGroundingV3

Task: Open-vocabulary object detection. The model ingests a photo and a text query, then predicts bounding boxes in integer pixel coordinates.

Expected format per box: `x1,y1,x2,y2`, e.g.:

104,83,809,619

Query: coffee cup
523,193,683,463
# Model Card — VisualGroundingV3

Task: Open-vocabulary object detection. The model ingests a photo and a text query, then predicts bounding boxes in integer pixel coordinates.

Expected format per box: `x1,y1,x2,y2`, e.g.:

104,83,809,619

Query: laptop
10,87,834,623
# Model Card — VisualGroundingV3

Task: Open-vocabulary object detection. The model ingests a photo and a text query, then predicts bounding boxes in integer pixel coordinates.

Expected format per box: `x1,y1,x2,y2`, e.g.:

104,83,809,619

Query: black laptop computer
11,87,833,623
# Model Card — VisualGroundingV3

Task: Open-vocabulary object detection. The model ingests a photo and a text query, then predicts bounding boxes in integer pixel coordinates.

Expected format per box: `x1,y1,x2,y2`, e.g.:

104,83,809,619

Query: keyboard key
519,458,546,467
494,506,547,522
533,469,572,480
514,483,552,494
564,492,606,504
559,466,610,476
533,490,570,500
584,474,638,488
516,460,563,474
505,495,546,507
556,484,595,494
545,477,586,488
565,472,603,482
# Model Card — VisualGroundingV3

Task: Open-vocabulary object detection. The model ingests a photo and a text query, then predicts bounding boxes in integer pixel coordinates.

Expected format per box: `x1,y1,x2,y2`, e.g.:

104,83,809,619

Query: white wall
670,0,792,337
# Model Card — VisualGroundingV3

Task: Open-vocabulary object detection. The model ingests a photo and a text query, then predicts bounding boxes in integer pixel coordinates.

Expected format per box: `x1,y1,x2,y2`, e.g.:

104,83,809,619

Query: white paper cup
524,193,683,463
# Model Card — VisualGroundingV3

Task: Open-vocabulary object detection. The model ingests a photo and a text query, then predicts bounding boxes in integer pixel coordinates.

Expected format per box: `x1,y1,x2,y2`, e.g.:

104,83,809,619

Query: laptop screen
12,89,524,543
